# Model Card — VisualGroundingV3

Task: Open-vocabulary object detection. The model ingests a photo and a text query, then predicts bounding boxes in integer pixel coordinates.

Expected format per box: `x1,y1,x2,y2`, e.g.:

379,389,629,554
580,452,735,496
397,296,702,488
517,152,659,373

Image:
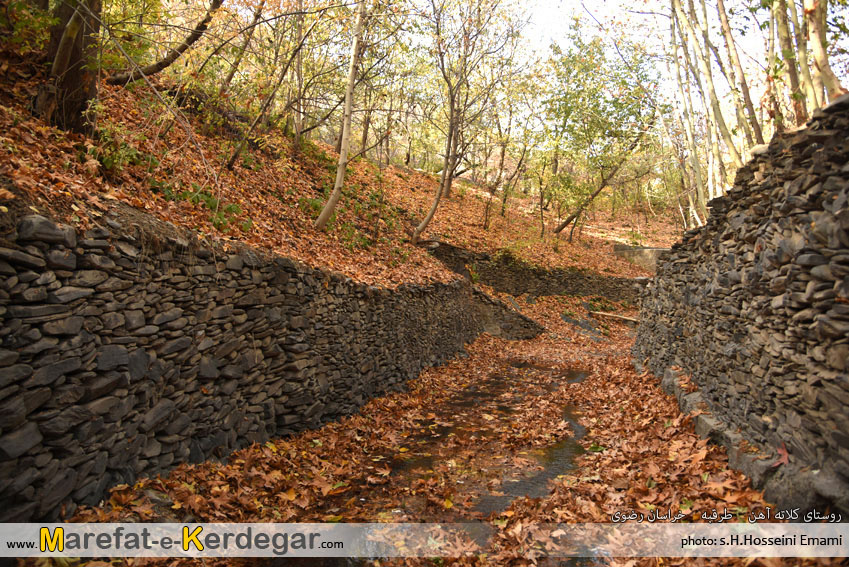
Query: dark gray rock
128,349,149,381
46,249,76,270
1,364,32,388
39,406,92,436
0,350,19,366
125,310,145,330
141,400,176,432
152,308,183,325
42,316,84,335
25,358,81,387
0,395,27,429
18,215,76,247
83,372,127,401
49,286,95,303
199,357,220,379
70,270,108,287
159,337,191,355
0,422,43,459
0,247,45,269
96,345,129,371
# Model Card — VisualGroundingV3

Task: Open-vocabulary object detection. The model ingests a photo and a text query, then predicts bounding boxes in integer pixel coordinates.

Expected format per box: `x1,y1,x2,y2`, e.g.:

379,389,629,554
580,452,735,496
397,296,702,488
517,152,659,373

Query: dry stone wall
430,243,648,303
634,95,849,514
0,206,541,521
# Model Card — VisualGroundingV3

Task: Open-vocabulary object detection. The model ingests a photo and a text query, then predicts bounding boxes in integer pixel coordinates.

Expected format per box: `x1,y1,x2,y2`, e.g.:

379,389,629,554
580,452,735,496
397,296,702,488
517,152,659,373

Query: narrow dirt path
70,292,838,567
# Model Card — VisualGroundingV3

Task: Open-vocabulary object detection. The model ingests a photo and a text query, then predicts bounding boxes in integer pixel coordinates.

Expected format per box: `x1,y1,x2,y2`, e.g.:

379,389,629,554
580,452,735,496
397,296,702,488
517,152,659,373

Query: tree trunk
412,94,455,244
672,0,742,168
34,0,101,133
441,111,460,199
294,0,304,146
315,0,367,230
107,0,223,84
805,0,846,101
219,0,264,96
360,107,372,158
767,10,786,133
716,0,763,143
501,145,526,217
671,16,707,203
787,0,820,109
775,0,807,124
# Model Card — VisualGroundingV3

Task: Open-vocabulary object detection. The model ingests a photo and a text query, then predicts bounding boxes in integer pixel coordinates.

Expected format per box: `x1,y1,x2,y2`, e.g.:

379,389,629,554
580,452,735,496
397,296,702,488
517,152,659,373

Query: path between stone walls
58,289,838,567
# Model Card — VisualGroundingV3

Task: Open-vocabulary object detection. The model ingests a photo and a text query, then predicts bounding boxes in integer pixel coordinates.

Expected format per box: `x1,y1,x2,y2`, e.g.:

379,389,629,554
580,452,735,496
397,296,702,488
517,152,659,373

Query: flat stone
152,308,183,325
133,325,159,336
24,387,51,413
124,310,145,330
102,312,125,329
97,277,132,292
25,358,81,387
96,345,129,371
85,396,120,415
796,253,827,267
8,304,69,319
226,255,244,270
0,395,27,429
159,337,192,356
49,286,95,303
826,344,848,371
39,406,92,436
143,438,162,458
83,372,127,401
21,337,58,355
211,305,233,319
21,287,48,302
18,215,76,247
69,270,108,287
0,349,20,366
42,316,84,335
141,399,176,432
0,422,42,459
37,468,76,517
115,241,138,257
1,364,31,388
128,349,149,381
46,249,76,270
199,356,219,379
85,253,115,269
0,247,45,269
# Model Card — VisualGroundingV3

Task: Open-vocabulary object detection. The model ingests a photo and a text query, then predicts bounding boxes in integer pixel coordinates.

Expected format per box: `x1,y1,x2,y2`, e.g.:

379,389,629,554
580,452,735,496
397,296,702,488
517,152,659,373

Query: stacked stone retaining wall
0,205,541,521
634,95,849,514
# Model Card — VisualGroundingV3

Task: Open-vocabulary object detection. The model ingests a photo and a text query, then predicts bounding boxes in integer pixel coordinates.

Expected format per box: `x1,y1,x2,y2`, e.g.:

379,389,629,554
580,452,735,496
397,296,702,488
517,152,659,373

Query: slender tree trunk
537,159,548,240
671,17,707,203
360,107,372,157
34,0,101,133
219,0,265,96
501,145,526,217
315,0,367,230
441,107,461,199
294,0,304,146
717,0,764,144
775,0,808,123
805,0,846,101
788,0,820,109
767,10,786,133
672,0,742,168
412,94,455,244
